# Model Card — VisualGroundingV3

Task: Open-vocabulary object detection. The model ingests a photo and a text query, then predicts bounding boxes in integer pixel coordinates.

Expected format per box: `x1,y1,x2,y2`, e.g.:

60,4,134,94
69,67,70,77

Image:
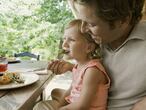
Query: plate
0,73,39,90
8,59,20,64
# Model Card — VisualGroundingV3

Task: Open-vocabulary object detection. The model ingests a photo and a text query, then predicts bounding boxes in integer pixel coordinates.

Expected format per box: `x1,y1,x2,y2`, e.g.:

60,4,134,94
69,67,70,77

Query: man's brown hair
73,0,145,26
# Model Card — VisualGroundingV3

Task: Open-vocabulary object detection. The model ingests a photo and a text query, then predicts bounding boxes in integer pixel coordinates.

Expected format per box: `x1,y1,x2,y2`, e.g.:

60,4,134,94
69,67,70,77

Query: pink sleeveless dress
65,59,110,110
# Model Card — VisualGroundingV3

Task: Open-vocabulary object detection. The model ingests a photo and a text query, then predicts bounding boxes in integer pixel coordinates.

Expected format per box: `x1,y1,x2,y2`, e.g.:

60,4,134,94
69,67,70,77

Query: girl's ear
86,43,95,54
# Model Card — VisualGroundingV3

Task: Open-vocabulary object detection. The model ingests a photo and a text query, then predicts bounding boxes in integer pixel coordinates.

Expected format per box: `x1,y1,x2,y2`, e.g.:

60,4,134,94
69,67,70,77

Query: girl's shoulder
85,59,106,73
83,65,108,85
83,59,110,85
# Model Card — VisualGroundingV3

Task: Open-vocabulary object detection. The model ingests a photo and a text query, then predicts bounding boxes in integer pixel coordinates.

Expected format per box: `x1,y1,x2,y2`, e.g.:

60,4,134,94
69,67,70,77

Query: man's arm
67,0,78,18
48,60,74,74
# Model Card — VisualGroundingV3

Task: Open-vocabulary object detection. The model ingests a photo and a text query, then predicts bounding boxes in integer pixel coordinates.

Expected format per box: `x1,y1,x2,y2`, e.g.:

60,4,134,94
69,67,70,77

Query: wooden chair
14,52,40,61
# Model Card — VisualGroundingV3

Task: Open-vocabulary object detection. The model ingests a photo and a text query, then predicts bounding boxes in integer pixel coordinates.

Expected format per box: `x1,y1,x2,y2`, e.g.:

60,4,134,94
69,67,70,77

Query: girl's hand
48,59,74,75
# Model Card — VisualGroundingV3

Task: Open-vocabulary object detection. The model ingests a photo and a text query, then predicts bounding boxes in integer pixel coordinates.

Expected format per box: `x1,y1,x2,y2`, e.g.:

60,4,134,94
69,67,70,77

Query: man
34,0,146,110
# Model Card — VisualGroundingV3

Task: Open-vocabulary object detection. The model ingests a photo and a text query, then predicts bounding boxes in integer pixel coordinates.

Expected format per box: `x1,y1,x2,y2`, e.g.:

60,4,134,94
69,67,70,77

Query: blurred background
0,0,73,60
0,0,145,60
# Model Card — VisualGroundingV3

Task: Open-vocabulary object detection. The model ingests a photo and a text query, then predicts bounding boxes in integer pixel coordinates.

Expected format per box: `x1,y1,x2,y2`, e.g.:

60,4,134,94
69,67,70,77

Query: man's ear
118,16,131,28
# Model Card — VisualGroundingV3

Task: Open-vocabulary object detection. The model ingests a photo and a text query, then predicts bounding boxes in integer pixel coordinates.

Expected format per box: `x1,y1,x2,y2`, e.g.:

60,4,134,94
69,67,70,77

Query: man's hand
131,97,146,110
48,59,74,75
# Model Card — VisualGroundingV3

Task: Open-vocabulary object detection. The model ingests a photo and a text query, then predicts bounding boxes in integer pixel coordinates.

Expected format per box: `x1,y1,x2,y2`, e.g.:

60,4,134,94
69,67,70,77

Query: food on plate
0,72,24,85
0,74,12,84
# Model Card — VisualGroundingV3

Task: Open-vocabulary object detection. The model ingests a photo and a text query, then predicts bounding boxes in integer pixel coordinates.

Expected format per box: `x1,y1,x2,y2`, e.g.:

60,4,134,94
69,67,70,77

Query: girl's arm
59,67,107,110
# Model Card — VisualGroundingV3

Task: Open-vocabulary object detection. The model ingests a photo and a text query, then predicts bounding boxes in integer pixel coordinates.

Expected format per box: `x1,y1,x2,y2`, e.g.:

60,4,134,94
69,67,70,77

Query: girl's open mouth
62,49,70,54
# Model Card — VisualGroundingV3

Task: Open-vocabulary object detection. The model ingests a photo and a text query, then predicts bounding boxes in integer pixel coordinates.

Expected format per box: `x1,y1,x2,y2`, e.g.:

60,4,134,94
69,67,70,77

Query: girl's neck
76,58,91,69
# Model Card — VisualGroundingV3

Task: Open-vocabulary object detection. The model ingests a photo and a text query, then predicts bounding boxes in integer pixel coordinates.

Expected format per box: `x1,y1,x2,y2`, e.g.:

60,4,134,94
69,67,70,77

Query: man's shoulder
138,20,146,39
130,20,146,40
139,20,146,28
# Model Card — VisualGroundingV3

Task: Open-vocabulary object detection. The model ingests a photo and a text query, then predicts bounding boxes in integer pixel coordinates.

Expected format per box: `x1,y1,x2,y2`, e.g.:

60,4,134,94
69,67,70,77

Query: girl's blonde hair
65,19,102,59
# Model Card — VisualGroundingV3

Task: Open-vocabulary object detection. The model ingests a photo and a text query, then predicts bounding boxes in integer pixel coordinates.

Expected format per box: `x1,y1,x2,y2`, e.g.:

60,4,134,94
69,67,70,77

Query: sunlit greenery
0,0,74,60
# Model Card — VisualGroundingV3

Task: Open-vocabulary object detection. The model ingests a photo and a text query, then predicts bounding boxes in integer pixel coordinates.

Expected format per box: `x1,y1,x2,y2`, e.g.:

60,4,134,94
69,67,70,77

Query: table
0,60,54,110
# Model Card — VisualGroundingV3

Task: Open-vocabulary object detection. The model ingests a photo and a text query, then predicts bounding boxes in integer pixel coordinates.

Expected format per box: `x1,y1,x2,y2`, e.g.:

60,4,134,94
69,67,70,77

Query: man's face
73,2,124,45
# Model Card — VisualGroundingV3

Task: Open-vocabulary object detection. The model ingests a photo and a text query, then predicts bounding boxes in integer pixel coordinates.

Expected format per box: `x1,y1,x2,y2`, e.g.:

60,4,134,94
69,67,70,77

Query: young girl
33,19,110,110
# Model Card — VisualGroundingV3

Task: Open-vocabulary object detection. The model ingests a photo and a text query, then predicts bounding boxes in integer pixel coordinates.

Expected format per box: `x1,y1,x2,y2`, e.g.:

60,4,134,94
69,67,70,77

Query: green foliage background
0,0,74,60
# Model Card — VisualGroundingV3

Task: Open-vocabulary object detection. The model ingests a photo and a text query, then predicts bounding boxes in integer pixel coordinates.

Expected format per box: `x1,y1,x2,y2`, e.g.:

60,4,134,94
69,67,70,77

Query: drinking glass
0,57,8,75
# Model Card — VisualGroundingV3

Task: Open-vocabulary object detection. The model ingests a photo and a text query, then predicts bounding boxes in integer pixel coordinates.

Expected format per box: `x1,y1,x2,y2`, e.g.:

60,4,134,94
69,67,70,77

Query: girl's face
62,26,92,62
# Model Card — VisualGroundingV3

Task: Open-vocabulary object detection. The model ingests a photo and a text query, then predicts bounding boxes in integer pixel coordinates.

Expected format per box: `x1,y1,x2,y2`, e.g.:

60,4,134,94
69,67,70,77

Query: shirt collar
105,20,146,52
127,20,146,41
